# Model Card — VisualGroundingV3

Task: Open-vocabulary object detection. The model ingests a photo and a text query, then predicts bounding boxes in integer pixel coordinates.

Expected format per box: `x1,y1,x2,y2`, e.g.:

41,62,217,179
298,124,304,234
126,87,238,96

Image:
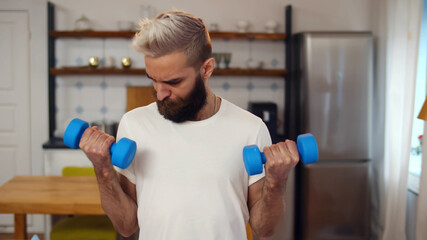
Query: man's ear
200,57,215,80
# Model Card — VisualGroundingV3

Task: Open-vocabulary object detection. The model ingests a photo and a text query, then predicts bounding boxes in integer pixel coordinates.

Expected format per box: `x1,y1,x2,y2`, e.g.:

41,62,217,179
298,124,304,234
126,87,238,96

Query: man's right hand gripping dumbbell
63,118,137,169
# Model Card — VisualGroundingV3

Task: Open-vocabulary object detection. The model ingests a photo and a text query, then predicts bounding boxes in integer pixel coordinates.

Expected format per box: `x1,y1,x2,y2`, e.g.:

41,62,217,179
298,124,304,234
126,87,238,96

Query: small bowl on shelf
265,20,279,33
74,15,92,31
209,23,219,32
246,59,264,69
236,20,250,33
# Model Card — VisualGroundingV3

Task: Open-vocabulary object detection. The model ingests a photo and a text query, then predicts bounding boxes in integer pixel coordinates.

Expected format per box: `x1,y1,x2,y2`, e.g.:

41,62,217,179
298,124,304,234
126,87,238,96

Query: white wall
50,0,372,32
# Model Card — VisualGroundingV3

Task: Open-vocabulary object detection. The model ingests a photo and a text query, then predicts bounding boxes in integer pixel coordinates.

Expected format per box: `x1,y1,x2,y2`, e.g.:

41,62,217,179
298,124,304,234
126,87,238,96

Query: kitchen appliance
289,32,373,240
248,102,278,142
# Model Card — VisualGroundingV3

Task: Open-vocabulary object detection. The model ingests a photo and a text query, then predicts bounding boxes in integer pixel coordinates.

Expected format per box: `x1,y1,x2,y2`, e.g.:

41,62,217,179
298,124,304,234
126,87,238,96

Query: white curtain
417,122,427,239
376,0,423,239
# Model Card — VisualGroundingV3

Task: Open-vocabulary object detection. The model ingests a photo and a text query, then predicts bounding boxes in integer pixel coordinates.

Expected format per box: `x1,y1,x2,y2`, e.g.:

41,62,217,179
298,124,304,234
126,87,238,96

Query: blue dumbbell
63,118,137,169
243,133,318,175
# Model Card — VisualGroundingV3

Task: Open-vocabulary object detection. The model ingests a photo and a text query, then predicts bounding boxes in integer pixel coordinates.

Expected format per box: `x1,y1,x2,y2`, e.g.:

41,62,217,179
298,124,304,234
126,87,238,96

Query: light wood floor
0,233,44,240
0,230,139,240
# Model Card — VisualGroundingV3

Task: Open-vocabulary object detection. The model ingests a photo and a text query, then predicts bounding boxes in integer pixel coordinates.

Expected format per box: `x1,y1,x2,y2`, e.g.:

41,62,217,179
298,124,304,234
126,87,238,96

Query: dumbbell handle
259,153,267,164
255,134,318,164
243,133,318,175
64,118,136,169
249,145,313,165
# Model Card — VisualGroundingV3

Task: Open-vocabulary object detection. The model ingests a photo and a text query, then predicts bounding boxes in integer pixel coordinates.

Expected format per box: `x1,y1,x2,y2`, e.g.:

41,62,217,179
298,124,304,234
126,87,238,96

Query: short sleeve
114,114,137,184
248,121,272,186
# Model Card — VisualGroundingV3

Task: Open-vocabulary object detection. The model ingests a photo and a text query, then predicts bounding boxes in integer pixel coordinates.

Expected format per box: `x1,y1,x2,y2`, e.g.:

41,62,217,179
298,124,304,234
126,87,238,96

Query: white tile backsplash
104,77,127,111
56,39,104,67
251,41,284,69
54,37,286,139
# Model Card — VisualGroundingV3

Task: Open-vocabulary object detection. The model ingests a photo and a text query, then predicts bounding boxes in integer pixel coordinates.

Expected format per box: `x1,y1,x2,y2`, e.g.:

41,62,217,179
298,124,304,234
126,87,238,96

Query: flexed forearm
249,140,299,238
94,163,138,237
79,126,139,237
249,181,285,238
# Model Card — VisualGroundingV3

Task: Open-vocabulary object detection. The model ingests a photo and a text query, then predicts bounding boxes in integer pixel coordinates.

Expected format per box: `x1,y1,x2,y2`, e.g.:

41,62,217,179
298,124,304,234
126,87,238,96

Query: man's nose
156,83,171,101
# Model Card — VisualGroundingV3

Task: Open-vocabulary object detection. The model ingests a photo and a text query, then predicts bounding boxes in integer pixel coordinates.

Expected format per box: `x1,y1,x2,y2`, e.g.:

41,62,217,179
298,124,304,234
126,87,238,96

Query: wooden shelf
50,67,146,75
50,67,288,77
50,31,135,38
213,68,288,76
209,31,285,40
49,30,286,40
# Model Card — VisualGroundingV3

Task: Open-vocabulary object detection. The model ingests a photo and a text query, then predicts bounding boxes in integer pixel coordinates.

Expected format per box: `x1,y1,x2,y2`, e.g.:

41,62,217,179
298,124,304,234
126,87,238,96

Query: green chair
50,166,117,240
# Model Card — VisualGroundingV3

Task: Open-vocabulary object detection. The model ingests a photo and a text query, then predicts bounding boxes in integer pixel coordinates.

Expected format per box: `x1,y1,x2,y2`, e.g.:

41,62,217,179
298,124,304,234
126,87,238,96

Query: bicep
118,172,137,203
248,177,264,211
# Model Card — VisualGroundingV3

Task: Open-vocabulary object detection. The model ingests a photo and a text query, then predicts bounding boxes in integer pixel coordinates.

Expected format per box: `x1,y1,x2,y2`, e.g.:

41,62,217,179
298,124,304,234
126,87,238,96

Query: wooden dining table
0,176,105,239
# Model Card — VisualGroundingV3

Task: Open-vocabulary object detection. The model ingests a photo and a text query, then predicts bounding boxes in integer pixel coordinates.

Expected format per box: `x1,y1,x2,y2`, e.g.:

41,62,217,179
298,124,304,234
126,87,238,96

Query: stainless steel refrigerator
289,32,372,240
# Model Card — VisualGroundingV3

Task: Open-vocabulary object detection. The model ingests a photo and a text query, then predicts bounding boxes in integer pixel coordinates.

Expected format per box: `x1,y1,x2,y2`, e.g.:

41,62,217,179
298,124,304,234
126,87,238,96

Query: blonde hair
132,10,212,68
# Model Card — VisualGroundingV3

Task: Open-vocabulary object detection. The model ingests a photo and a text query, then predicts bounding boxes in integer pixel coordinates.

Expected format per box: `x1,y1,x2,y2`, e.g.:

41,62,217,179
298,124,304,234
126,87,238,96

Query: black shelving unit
43,2,293,148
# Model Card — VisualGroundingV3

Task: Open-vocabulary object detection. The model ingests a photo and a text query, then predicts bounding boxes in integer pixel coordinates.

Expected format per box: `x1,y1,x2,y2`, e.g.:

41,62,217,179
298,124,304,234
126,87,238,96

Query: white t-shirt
116,98,271,240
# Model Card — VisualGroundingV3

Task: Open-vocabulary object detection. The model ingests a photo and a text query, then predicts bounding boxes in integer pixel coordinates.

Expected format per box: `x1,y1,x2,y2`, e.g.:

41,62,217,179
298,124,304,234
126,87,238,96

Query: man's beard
155,74,207,123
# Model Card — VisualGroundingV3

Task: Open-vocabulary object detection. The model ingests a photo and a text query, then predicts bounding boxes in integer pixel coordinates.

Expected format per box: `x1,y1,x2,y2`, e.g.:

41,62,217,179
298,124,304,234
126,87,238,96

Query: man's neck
194,92,219,121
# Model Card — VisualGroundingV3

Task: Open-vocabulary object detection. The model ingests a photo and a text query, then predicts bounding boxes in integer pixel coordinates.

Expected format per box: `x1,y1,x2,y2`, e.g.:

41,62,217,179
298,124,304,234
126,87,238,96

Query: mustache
153,75,207,123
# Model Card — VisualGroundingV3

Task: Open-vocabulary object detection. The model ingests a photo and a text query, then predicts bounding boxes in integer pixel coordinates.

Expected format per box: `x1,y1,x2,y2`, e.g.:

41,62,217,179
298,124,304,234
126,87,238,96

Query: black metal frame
44,2,67,148
284,6,306,240
48,2,56,141
291,34,304,240
284,7,308,239
285,5,296,140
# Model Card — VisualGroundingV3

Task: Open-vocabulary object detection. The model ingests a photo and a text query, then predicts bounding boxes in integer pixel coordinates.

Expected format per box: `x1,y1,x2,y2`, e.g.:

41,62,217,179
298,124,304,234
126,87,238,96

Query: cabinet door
0,11,31,226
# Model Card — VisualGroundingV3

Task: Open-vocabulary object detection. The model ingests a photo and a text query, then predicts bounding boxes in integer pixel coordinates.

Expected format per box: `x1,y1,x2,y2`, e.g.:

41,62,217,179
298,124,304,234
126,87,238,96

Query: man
79,10,299,239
